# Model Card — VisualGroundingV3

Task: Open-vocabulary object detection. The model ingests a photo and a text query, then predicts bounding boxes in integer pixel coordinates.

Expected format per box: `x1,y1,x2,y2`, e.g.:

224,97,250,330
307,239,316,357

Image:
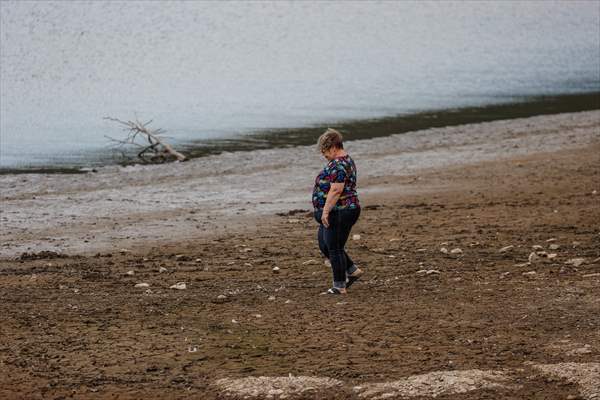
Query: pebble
287,219,300,223
499,245,514,253
170,282,187,290
135,283,150,288
231,319,239,324
159,267,168,273
565,258,585,267
352,234,361,240
416,269,440,275
548,244,560,250
528,252,539,263
583,273,600,278
547,253,558,259
217,294,227,300
440,247,449,254
268,295,276,301
593,190,597,195
126,270,135,276
450,248,463,255
499,272,511,278
532,245,543,250
272,267,280,273
324,259,331,267
302,259,317,265
546,238,557,242
284,300,292,304
514,262,530,267
522,271,537,276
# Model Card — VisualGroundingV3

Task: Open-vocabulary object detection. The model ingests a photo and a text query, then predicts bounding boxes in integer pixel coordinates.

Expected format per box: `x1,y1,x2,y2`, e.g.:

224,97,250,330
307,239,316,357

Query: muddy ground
1,143,599,399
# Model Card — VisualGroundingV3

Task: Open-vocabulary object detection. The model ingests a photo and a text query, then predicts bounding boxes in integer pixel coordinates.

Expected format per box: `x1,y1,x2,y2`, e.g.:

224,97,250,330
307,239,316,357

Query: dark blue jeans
314,207,361,289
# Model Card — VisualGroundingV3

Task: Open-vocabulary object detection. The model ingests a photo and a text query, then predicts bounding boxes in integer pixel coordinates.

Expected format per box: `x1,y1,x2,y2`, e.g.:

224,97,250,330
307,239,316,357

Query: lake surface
1,1,599,169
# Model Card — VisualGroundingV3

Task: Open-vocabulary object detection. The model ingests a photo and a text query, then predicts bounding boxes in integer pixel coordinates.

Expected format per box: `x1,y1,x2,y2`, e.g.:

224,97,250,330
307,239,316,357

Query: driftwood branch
104,117,187,163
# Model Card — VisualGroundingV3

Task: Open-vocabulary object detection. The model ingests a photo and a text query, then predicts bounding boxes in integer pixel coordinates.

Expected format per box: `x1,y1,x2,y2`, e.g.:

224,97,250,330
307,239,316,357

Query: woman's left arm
321,182,344,228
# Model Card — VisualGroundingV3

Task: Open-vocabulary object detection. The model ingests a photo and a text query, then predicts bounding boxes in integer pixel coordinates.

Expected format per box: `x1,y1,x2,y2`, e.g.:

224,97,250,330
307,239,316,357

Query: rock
253,314,262,318
284,300,292,304
416,248,427,252
532,245,544,250
272,267,280,274
119,248,130,254
159,266,168,273
565,258,585,267
170,282,187,290
522,271,537,276
499,272,511,279
568,345,592,355
572,241,581,248
287,218,300,223
195,258,202,263
217,294,227,300
583,273,600,278
135,283,150,288
59,284,68,290
450,248,463,255
324,259,331,267
416,269,440,275
126,270,135,276
302,259,317,265
268,296,276,301
545,238,557,242
352,234,361,241
547,253,558,259
440,247,449,254
499,245,514,253
528,252,539,263
514,262,530,267
549,244,560,250
592,190,597,195
389,238,400,242
231,319,239,324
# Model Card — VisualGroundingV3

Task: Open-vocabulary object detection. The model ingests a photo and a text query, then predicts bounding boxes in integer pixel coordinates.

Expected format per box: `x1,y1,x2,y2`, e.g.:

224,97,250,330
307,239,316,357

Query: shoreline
1,109,598,260
1,91,599,175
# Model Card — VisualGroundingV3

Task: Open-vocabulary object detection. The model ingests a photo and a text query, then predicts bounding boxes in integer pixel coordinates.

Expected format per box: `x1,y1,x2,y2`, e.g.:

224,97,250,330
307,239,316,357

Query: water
1,1,599,169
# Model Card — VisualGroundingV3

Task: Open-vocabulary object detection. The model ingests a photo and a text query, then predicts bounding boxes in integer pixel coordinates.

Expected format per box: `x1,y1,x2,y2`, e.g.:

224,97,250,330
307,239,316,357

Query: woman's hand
321,182,344,228
321,210,330,228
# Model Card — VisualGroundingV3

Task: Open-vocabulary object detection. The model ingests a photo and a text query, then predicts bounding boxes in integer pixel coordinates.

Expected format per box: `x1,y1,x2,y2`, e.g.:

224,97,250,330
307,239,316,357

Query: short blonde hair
317,128,344,153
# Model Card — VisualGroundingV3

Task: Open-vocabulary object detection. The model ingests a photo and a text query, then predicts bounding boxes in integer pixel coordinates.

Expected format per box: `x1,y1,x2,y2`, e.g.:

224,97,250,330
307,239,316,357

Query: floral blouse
312,154,360,210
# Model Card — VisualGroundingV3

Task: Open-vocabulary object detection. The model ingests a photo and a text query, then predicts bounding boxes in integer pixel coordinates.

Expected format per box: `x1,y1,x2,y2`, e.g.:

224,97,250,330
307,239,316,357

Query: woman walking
312,128,363,294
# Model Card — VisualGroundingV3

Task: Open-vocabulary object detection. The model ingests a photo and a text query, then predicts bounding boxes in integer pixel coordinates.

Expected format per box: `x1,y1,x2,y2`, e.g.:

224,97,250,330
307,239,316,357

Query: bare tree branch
104,117,187,163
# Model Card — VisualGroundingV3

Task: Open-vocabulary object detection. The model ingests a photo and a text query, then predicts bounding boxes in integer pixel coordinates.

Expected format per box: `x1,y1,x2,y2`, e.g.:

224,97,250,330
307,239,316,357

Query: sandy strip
1,110,598,259
214,376,343,398
532,363,600,400
353,369,516,399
